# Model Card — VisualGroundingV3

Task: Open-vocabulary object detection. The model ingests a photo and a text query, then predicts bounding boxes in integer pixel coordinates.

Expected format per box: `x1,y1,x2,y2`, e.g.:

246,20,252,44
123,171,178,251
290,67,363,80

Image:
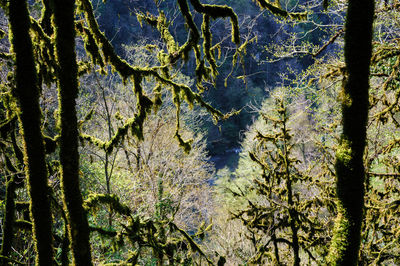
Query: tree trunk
8,0,54,264
328,0,375,264
52,0,93,264
0,175,16,263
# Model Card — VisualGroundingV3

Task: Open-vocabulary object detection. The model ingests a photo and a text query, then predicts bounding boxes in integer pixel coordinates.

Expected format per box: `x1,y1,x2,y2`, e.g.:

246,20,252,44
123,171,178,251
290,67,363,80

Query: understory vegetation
0,0,399,265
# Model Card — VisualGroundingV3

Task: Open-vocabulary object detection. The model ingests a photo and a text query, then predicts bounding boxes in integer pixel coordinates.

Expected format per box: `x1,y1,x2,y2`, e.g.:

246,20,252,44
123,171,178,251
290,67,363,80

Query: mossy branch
78,0,238,154
89,226,118,237
0,255,24,265
202,15,218,77
81,95,152,153
30,17,57,86
75,23,105,69
14,219,32,231
254,0,307,20
189,0,240,45
84,193,131,217
43,134,58,154
371,46,400,64
169,222,214,265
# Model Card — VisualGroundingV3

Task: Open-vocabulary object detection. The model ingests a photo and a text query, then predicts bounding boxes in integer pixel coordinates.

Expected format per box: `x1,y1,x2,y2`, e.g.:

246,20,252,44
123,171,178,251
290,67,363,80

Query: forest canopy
0,0,399,265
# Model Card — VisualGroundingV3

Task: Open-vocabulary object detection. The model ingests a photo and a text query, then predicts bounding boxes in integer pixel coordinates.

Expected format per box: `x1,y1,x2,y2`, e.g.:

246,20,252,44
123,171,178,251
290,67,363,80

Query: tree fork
328,0,375,264
52,0,93,264
8,0,54,264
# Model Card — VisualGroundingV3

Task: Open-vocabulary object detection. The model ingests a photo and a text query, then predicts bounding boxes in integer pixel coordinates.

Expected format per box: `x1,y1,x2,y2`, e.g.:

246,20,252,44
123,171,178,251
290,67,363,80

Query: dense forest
0,0,399,265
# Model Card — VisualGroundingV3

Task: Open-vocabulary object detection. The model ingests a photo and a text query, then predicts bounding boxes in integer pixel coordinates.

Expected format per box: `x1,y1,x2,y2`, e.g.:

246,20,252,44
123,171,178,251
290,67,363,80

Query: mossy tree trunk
328,0,375,264
0,166,16,263
52,0,93,264
0,122,19,263
8,0,54,264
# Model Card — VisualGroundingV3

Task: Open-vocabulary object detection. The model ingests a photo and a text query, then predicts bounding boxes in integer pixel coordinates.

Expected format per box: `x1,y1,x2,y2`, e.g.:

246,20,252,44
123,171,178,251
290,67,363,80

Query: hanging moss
152,84,163,113
76,0,244,155
202,15,218,77
75,23,105,68
139,12,179,58
79,0,135,80
30,18,57,87
225,36,257,87
189,0,240,45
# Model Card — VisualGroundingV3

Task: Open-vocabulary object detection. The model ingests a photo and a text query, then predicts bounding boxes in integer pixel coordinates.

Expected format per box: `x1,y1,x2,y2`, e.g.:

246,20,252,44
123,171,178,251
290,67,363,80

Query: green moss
43,135,57,154
175,131,193,154
39,0,53,35
80,93,152,154
14,219,33,231
254,0,307,20
189,0,240,45
76,23,105,68
30,18,57,87
336,138,353,168
328,211,350,264
89,226,117,237
53,0,93,264
78,0,242,157
202,15,218,77
8,0,54,264
84,193,131,217
0,176,16,262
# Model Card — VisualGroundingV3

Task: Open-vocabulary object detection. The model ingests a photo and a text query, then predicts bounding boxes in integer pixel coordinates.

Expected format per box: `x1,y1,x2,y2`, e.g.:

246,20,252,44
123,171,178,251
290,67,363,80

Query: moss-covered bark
0,131,18,263
8,0,54,264
0,174,16,263
328,0,375,264
51,0,93,264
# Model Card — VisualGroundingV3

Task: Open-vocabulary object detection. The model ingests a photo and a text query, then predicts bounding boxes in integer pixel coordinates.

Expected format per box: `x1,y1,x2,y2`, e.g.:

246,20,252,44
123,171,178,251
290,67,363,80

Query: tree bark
0,174,16,263
328,0,375,264
52,0,93,264
8,0,54,264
